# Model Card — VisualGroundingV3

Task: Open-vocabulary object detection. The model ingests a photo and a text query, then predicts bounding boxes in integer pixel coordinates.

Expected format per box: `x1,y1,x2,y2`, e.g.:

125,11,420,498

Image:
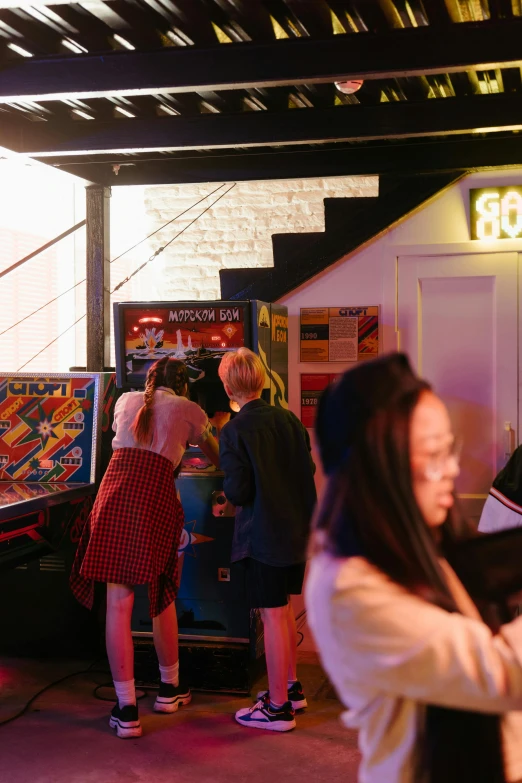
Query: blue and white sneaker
235,700,296,732
256,681,308,710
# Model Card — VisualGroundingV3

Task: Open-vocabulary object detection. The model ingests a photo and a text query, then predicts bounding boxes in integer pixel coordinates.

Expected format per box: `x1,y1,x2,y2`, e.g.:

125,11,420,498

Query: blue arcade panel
132,470,249,642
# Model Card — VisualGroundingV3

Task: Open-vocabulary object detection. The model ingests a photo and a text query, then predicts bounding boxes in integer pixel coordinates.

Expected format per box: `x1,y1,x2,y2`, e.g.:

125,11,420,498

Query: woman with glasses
305,353,522,783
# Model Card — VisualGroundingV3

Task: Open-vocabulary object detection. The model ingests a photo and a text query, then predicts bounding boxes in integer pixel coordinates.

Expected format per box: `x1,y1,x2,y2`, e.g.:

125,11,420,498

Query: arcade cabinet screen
117,304,247,389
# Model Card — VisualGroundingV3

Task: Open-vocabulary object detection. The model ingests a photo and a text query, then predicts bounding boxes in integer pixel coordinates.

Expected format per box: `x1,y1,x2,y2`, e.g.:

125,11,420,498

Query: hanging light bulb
335,80,364,94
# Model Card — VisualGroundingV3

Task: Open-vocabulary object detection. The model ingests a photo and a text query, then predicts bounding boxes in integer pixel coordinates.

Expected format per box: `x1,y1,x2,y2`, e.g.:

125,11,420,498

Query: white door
398,253,518,524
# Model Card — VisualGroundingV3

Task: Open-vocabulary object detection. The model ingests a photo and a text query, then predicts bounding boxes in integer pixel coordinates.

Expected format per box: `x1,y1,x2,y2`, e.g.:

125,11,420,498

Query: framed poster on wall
300,373,340,428
300,306,379,363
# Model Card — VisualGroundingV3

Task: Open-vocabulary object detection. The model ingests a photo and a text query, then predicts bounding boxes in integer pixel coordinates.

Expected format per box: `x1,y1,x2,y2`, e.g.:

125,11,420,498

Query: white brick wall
5,171,377,370
124,176,378,302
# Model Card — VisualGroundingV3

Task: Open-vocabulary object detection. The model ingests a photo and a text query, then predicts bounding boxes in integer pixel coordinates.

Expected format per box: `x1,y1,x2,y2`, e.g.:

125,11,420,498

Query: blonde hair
218,348,266,399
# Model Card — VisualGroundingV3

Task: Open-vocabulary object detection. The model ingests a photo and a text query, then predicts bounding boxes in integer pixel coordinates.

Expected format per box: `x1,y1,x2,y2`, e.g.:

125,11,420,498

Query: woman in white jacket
305,353,522,783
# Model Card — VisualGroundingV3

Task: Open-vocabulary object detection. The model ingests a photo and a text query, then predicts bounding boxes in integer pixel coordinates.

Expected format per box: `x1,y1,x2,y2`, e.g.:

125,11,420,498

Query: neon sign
470,187,522,240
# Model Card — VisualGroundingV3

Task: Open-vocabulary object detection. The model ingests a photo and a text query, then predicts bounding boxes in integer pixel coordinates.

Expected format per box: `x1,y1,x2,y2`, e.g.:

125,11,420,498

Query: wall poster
300,374,340,428
300,306,379,363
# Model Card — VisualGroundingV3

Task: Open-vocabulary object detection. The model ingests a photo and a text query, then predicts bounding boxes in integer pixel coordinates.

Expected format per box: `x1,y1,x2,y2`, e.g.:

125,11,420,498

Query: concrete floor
0,651,360,783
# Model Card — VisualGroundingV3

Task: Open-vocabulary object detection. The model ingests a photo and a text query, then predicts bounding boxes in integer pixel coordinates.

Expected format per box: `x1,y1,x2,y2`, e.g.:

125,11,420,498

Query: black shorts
236,558,306,609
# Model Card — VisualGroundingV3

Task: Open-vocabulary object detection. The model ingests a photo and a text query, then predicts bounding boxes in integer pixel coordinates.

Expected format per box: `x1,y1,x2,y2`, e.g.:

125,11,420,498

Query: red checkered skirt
70,447,184,618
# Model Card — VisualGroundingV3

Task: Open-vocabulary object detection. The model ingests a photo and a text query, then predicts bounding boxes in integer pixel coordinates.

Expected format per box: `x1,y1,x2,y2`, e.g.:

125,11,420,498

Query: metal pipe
0,219,86,280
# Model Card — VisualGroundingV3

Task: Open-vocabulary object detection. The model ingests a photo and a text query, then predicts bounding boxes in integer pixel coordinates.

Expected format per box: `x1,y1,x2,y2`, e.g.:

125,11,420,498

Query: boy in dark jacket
218,348,317,732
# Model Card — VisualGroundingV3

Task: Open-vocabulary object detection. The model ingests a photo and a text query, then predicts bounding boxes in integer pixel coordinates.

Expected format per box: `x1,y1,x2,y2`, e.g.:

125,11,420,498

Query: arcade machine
0,372,118,655
113,300,288,692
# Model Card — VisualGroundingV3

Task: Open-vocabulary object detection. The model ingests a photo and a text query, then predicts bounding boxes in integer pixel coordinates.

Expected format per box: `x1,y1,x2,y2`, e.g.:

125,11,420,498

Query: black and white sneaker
154,682,192,714
109,703,142,739
256,681,308,710
235,700,296,732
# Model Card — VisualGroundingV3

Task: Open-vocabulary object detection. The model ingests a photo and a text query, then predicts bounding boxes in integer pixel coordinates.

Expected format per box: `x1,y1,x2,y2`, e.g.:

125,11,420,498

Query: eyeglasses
416,438,462,482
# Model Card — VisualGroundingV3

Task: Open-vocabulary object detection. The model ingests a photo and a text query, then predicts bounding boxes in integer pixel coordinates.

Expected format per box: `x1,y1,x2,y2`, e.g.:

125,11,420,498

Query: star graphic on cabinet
18,403,58,447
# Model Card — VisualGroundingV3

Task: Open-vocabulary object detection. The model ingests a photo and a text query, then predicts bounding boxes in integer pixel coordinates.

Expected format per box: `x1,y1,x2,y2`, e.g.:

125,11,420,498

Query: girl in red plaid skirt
71,357,219,738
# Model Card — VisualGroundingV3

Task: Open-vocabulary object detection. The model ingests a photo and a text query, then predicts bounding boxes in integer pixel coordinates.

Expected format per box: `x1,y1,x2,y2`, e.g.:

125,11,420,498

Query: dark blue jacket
219,398,317,566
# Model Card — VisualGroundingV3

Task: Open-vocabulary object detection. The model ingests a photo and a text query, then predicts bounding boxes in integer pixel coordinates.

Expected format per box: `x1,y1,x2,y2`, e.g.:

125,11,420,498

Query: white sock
159,661,179,687
114,679,136,707
288,679,298,688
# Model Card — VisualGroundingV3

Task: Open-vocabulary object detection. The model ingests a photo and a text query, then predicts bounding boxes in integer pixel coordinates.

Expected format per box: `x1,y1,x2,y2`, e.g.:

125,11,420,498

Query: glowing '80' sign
471,187,522,240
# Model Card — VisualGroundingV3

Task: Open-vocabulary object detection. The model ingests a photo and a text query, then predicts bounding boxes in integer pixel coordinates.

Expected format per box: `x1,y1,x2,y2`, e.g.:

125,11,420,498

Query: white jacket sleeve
329,562,522,714
478,493,522,533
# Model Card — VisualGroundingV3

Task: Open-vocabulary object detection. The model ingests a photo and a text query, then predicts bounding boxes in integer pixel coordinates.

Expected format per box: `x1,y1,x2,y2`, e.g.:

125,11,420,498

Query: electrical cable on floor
92,682,146,703
0,657,149,727
0,659,109,728
0,182,227,340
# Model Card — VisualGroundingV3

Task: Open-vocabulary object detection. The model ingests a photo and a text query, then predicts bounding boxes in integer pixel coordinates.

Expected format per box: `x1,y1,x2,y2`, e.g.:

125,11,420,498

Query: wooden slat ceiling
1,0,522,184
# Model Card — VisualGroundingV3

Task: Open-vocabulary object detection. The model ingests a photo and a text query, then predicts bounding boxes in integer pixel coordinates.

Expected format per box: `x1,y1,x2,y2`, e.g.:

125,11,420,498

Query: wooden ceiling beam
46,4,114,52
107,1,167,49
348,0,393,32
488,0,514,20
7,93,522,157
2,20,522,102
154,0,219,46
420,0,454,25
280,0,334,37
0,8,64,55
45,133,522,186
202,0,275,42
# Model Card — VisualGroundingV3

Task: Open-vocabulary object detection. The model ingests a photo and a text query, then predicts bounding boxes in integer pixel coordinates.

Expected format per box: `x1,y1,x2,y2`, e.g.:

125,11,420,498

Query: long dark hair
314,354,505,783
132,357,188,445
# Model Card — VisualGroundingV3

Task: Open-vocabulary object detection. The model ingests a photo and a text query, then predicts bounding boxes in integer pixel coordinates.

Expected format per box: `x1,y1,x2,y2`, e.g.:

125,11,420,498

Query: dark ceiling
1,0,522,185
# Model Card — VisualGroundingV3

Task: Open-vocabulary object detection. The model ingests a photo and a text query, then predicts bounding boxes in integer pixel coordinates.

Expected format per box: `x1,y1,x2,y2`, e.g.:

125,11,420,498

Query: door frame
393,249,519,519
384,242,521,448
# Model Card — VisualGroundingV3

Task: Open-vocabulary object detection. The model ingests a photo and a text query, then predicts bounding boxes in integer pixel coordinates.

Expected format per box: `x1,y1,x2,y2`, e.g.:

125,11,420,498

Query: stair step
220,173,461,301
271,232,324,278
220,267,272,301
323,196,379,235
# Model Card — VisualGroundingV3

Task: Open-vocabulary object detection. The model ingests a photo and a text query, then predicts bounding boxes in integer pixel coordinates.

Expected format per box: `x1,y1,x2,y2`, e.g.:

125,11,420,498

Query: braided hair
132,357,189,446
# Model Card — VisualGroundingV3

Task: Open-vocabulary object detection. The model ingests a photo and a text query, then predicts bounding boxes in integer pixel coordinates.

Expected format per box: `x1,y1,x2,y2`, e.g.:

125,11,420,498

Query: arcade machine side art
0,373,115,656
0,373,100,555
113,301,288,692
253,301,289,409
